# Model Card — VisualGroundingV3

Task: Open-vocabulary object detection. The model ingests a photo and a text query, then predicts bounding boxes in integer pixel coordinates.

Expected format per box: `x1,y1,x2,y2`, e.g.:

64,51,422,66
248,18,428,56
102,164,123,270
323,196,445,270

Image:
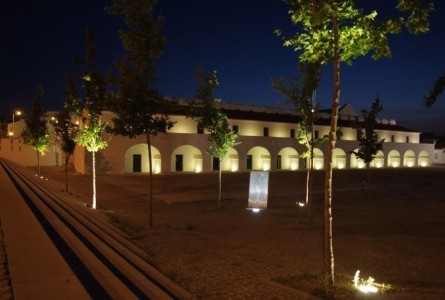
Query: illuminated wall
313,148,324,170
220,147,239,172
370,150,385,168
167,115,198,134
350,149,362,169
247,146,271,171
377,130,419,144
124,144,161,173
227,119,297,138
403,150,416,167
388,150,401,167
0,137,61,167
2,105,436,174
338,127,357,141
332,148,346,169
170,145,203,172
277,147,299,170
418,150,430,167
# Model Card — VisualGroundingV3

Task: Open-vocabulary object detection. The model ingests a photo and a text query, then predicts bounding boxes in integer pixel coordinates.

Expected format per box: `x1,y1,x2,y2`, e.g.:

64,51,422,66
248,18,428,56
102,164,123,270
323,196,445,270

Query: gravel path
23,166,445,299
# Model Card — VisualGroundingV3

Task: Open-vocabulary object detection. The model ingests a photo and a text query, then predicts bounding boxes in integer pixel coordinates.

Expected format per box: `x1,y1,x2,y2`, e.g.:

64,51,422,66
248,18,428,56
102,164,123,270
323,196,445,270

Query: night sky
1,0,444,134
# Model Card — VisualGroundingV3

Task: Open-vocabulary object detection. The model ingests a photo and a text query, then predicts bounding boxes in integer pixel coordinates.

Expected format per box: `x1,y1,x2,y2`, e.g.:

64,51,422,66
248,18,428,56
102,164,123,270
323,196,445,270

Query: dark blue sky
1,1,444,134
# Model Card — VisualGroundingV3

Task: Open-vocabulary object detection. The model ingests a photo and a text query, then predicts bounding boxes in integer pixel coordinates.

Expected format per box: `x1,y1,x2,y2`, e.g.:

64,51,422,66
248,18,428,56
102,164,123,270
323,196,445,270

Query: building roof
170,98,419,133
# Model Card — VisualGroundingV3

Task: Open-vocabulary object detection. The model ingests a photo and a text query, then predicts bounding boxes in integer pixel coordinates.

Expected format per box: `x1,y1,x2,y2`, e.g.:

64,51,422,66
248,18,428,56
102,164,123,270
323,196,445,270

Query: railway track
0,159,192,299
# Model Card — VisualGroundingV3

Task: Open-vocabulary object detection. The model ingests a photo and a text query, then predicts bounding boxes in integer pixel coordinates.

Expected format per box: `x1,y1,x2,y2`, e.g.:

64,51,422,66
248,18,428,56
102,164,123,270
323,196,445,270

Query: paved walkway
0,164,90,300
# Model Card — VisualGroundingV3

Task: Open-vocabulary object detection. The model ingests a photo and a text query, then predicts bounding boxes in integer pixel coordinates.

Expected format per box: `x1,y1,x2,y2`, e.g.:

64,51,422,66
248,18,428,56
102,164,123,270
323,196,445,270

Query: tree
21,85,50,174
74,27,110,210
107,0,175,229
273,63,325,223
190,68,238,209
424,72,445,107
279,0,433,286
54,74,80,192
352,96,385,198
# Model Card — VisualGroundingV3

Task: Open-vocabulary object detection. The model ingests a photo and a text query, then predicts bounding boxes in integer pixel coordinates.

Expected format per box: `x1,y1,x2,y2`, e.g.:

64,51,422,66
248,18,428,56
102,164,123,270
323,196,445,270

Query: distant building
1,102,435,174
421,132,445,165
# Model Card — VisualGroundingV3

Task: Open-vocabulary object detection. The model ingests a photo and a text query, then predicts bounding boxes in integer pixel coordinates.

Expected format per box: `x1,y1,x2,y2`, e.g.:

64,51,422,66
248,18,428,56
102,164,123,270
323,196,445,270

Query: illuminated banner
247,171,269,210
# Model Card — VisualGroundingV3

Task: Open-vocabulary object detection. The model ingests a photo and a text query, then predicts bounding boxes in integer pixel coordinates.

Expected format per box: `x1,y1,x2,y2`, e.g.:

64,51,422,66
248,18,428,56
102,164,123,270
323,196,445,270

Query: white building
1,102,435,174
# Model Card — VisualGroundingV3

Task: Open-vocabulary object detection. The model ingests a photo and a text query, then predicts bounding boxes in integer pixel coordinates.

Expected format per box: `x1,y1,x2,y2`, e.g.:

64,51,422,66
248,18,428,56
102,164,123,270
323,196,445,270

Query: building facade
1,102,435,174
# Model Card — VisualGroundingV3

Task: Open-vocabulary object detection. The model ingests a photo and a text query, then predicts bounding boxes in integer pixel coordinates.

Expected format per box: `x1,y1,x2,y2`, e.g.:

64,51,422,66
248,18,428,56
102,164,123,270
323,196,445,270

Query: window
133,154,142,172
290,129,295,138
232,125,239,134
197,125,204,134
246,155,253,170
277,155,282,169
391,135,395,143
315,130,319,139
263,127,269,137
406,136,410,143
212,157,220,170
175,155,183,171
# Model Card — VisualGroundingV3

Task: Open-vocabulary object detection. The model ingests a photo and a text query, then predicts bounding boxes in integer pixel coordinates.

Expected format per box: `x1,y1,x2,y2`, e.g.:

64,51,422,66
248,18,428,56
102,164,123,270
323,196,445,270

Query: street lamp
11,110,22,137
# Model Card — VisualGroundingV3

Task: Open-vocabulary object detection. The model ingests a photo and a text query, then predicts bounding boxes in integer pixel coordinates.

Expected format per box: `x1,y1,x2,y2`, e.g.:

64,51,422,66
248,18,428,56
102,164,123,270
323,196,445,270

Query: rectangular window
391,135,395,142
406,136,410,143
315,130,319,139
133,154,142,172
232,125,239,134
197,125,204,134
212,157,220,171
175,155,183,171
246,155,253,170
263,127,269,137
290,129,295,138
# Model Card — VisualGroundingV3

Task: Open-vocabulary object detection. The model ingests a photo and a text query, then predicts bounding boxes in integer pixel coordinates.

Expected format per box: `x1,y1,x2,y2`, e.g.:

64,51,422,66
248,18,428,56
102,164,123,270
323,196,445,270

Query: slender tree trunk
37,150,40,174
65,155,69,192
218,160,222,210
92,151,97,209
146,133,154,229
306,164,311,206
366,163,371,199
307,144,314,223
324,11,340,287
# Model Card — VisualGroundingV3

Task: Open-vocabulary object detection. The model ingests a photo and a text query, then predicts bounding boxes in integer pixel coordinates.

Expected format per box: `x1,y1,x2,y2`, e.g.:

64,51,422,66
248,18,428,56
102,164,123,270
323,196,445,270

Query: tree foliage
353,96,385,167
352,96,385,198
273,63,326,222
278,0,433,65
73,26,110,152
54,75,79,159
53,74,80,192
424,72,445,108
279,0,434,287
190,68,238,209
73,27,110,209
191,68,238,159
107,0,174,137
107,0,174,228
21,85,50,173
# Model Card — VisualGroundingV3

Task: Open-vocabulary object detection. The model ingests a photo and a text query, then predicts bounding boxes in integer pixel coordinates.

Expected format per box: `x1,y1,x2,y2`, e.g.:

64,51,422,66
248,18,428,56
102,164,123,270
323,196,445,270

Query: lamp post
11,110,22,137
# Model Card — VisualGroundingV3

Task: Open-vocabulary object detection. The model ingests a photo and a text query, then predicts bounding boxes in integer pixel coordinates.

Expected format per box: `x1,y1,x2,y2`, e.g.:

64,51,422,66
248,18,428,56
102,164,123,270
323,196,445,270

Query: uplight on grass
353,270,390,294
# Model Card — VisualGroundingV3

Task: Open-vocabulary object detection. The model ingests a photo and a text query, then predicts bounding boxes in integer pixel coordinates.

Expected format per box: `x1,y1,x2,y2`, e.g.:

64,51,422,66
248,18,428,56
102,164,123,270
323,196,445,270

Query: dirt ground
43,166,445,299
